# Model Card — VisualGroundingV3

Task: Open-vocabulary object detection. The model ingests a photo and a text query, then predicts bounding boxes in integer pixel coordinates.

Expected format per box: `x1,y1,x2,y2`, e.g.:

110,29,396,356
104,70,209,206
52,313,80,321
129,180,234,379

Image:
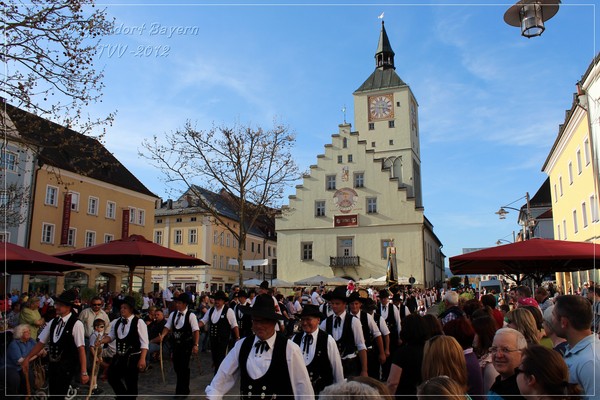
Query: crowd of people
1,279,598,399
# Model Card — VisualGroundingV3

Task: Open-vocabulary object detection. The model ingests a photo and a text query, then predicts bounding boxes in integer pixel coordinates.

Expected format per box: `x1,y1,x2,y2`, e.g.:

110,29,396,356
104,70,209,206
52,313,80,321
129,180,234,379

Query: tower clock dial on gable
368,93,394,121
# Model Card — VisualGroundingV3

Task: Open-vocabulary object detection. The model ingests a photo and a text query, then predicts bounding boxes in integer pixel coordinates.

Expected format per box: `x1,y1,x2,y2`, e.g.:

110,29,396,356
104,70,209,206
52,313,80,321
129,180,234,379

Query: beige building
4,104,158,295
276,22,444,287
542,53,600,292
151,186,277,293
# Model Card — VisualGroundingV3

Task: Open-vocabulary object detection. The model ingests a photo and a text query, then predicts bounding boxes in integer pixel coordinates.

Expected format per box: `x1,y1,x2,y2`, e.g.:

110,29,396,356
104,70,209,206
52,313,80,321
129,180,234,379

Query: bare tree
2,0,115,133
142,122,299,285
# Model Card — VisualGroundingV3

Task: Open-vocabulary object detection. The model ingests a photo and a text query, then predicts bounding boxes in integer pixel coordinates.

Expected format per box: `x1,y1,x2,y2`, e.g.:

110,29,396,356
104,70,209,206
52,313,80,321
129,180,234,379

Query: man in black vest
159,293,199,398
23,289,89,397
292,305,343,394
319,285,368,378
233,290,252,338
378,289,400,381
205,294,314,399
97,296,148,400
198,290,240,374
348,292,386,380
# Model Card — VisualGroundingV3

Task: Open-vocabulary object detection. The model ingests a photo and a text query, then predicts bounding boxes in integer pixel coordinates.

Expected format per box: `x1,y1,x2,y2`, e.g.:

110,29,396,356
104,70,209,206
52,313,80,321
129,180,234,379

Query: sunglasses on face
91,303,102,306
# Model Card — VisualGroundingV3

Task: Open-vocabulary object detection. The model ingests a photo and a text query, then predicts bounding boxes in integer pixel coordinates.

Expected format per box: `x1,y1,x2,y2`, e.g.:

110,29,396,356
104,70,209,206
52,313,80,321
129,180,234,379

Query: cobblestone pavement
90,350,239,399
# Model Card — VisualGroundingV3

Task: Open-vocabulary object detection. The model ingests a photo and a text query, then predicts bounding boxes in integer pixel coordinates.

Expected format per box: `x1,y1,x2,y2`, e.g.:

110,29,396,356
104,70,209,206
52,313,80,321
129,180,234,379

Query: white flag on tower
378,12,384,19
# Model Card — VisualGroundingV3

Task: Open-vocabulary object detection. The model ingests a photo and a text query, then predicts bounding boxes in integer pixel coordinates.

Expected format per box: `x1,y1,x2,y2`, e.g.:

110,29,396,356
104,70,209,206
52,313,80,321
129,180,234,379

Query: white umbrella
294,274,333,286
268,278,294,287
243,278,263,287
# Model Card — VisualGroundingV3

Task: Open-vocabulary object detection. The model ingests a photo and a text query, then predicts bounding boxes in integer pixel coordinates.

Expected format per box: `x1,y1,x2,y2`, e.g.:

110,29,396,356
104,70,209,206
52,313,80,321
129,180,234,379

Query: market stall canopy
3,242,81,275
294,275,349,286
55,234,209,294
229,258,268,270
450,239,600,285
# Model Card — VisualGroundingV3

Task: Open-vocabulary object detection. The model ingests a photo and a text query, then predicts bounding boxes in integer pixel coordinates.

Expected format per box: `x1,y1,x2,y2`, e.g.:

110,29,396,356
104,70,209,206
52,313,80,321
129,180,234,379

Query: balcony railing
329,256,360,267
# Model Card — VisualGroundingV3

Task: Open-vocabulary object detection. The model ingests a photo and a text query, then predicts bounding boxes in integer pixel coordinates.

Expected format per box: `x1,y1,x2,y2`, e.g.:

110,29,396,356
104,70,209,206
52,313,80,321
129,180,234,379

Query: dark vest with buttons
171,309,193,346
114,316,141,356
292,329,333,394
48,313,79,373
234,304,252,338
208,305,231,345
379,303,399,346
357,312,374,348
325,314,356,358
239,333,293,399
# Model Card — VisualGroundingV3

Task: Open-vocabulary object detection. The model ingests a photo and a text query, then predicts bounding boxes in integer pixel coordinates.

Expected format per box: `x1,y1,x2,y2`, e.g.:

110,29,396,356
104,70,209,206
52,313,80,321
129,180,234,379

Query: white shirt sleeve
378,316,390,336
73,320,86,348
226,308,238,328
366,313,382,338
189,312,200,332
38,323,51,344
164,312,175,330
351,317,367,351
326,334,345,384
137,318,149,350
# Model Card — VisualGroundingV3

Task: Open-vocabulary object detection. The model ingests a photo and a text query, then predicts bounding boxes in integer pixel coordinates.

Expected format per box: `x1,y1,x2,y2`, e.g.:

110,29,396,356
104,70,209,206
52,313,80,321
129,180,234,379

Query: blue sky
82,1,597,261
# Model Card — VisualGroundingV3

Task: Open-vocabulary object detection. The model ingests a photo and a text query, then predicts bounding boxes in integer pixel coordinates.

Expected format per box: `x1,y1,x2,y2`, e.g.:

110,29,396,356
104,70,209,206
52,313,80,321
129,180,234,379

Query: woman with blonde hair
417,376,466,400
505,308,539,345
18,296,45,340
421,335,469,395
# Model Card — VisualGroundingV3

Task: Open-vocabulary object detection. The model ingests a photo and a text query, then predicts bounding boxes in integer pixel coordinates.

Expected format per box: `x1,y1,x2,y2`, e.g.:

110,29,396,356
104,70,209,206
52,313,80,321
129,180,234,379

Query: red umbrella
54,234,210,294
450,239,600,284
2,242,82,275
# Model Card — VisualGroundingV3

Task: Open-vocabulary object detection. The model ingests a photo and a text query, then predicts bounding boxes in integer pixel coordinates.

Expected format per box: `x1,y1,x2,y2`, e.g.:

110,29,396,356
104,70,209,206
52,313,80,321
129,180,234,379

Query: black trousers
210,339,228,374
48,362,76,397
108,353,140,400
367,348,381,380
172,343,192,395
341,357,361,379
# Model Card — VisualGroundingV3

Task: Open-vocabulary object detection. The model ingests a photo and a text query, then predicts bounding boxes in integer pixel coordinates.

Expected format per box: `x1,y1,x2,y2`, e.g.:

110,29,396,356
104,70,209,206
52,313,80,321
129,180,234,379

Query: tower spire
375,21,395,70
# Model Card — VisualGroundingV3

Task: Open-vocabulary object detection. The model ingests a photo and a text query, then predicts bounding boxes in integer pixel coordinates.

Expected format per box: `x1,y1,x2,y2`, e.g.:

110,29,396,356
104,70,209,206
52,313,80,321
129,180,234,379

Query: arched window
64,271,89,290
121,275,143,293
28,275,57,294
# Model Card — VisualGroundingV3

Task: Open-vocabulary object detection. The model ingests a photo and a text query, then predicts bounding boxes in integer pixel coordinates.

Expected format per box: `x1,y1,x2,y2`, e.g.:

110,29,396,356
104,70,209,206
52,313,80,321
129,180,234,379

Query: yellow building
151,186,277,293
5,104,159,295
276,23,444,287
542,54,600,292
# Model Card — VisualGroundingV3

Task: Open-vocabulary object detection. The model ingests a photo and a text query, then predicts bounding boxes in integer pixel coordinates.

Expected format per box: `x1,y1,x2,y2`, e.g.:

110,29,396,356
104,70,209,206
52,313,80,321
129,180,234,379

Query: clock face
368,94,394,121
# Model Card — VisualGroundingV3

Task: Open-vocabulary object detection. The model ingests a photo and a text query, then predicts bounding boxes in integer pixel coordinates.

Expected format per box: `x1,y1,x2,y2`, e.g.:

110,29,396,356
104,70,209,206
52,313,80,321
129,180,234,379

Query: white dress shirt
107,314,149,350
38,312,85,347
380,302,401,336
165,308,200,332
200,305,238,328
205,333,315,400
319,311,367,357
352,310,382,340
294,330,344,385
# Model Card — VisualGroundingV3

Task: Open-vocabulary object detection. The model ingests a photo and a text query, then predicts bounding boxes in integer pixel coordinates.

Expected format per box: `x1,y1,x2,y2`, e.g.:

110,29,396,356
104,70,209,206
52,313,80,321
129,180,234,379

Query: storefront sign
334,214,358,227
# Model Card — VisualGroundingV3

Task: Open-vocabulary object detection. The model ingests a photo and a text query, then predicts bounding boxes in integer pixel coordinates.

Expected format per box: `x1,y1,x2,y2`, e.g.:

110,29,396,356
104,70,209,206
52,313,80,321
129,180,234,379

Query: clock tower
353,21,422,208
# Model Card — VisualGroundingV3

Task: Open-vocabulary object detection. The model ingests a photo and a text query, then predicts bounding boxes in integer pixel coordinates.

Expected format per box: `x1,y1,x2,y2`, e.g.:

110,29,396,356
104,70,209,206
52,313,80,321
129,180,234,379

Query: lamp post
496,193,536,240
504,0,560,38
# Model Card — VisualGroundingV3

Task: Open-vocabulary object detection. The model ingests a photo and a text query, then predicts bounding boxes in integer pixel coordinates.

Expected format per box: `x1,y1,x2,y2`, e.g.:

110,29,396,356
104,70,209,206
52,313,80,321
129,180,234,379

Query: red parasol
54,234,209,294
2,242,82,275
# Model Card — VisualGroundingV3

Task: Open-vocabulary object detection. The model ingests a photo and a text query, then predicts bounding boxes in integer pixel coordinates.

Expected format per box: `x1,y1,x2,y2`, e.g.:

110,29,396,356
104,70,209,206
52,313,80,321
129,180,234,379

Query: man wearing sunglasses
80,296,110,346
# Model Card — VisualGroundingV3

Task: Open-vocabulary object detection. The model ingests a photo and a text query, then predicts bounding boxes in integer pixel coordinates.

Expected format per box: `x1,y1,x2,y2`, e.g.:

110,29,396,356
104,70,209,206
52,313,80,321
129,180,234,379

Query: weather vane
341,105,347,124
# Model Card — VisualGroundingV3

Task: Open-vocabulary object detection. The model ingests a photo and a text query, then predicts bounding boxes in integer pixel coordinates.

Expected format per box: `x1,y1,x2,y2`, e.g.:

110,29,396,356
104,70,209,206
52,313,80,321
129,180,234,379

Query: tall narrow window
573,210,578,233
559,177,563,196
557,224,561,240
591,195,599,222
42,223,55,243
174,229,182,245
563,220,567,240
67,228,76,246
582,202,588,228
576,149,582,174
568,162,573,184
301,242,313,260
315,201,326,217
2,151,17,171
367,197,377,214
45,186,58,206
70,192,80,211
137,209,145,225
106,201,116,219
326,175,336,190
154,231,163,244
189,229,197,244
104,234,114,243
88,197,99,215
584,138,591,165
354,172,364,188
85,231,96,247
342,137,348,148
337,155,343,164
